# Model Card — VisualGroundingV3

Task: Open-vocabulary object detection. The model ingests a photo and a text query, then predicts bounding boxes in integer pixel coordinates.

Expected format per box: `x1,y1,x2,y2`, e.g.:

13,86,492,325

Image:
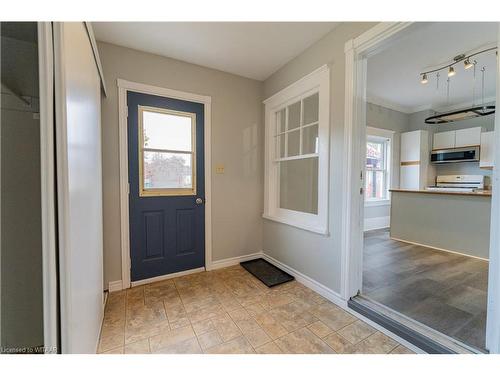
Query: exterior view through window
139,106,196,196
365,137,389,201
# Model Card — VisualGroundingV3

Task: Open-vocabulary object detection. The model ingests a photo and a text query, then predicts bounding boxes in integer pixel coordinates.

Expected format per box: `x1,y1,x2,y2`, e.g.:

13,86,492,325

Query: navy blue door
128,91,205,281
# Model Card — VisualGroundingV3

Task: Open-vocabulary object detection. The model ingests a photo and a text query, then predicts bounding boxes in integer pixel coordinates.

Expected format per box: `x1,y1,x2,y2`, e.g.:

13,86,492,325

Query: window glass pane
278,134,286,158
277,108,286,134
144,151,192,189
303,93,319,125
143,110,192,151
366,141,384,169
287,101,301,130
365,170,385,200
302,125,318,154
287,129,300,157
280,158,318,214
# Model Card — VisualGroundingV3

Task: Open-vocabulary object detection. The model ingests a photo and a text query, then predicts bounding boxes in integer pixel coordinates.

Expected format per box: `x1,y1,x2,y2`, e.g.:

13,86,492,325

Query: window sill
262,213,329,236
364,199,391,207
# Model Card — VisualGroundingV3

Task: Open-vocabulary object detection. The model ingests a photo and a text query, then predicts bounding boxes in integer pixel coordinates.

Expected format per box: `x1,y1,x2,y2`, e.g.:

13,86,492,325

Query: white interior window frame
263,65,330,235
364,126,393,207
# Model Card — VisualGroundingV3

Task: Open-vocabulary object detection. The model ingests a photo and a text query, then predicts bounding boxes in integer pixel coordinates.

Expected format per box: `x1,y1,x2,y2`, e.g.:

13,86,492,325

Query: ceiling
367,22,498,114
92,22,339,81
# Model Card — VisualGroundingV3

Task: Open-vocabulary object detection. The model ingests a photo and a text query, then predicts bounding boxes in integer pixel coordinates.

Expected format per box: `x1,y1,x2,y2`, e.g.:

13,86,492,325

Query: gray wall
97,42,264,286
262,22,377,293
365,103,409,220
1,34,43,348
408,107,495,187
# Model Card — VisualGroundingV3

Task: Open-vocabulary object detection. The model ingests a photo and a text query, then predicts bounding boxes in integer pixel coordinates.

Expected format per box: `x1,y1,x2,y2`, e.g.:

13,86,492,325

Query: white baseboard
364,216,390,231
108,280,123,292
206,252,263,271
262,253,346,309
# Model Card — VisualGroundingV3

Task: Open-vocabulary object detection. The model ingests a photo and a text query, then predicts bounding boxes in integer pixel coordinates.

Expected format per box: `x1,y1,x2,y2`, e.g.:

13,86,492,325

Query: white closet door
54,22,103,354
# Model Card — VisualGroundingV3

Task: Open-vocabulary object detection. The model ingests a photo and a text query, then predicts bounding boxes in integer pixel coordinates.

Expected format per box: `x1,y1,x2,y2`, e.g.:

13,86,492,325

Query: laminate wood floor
363,228,488,351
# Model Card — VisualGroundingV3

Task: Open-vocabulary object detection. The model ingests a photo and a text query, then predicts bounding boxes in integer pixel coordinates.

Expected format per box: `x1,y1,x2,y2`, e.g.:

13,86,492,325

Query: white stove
426,175,484,193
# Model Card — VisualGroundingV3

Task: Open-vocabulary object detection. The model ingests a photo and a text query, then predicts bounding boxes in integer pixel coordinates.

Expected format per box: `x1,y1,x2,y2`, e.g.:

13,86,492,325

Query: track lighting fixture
464,58,474,69
418,46,497,85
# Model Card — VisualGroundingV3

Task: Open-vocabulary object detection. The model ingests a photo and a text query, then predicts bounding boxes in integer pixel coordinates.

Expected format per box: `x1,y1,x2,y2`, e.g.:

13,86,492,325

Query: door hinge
127,183,130,195
360,187,364,195
125,105,128,118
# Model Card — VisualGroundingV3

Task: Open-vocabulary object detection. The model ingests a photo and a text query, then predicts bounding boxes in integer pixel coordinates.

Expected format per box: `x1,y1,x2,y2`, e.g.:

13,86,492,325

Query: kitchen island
389,189,491,259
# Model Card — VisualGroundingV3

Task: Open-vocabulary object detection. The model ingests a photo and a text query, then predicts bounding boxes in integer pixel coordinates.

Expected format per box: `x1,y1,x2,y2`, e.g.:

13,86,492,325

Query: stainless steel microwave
430,146,480,164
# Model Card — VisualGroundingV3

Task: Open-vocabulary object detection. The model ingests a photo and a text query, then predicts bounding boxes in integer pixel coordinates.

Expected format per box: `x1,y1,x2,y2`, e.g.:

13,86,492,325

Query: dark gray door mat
240,258,294,287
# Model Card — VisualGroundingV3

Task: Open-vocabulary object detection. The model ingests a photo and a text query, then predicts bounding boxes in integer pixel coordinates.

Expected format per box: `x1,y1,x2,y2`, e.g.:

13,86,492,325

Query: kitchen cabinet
456,127,481,147
400,130,429,190
433,130,455,150
480,131,494,169
433,127,482,150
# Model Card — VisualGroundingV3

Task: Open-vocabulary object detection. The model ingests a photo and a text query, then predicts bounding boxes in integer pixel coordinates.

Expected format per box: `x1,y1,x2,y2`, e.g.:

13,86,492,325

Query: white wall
97,42,264,287
262,22,377,293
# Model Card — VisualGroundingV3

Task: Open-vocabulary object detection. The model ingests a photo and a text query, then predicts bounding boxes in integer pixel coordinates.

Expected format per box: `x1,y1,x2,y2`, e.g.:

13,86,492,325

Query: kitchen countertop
389,188,492,197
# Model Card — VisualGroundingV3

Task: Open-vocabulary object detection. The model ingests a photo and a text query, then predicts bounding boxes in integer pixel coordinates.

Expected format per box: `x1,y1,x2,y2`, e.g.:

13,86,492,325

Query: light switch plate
215,165,225,174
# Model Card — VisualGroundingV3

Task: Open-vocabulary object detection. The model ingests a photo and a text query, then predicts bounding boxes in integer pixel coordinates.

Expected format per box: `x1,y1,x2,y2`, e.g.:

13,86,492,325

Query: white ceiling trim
366,95,414,114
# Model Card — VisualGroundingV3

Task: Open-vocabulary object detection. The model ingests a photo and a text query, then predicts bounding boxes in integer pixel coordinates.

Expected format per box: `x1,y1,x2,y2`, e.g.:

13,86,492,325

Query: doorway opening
345,22,499,353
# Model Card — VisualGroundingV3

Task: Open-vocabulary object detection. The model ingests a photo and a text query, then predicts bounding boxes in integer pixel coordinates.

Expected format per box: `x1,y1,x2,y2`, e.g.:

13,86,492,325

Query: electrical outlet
215,165,225,174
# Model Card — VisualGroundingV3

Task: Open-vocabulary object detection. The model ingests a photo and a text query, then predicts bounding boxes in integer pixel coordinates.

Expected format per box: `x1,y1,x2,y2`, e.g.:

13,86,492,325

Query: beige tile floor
98,265,415,354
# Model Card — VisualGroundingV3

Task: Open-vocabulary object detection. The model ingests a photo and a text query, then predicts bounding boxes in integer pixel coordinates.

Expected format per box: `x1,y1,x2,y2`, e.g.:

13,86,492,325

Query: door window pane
144,152,192,190
279,158,318,214
139,106,196,196
142,110,192,151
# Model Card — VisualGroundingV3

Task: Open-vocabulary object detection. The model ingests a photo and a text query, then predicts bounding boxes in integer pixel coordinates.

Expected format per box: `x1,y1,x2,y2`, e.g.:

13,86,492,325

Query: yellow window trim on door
138,105,197,197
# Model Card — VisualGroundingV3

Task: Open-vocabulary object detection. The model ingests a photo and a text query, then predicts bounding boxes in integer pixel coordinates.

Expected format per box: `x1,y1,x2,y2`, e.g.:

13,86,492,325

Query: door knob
195,198,204,205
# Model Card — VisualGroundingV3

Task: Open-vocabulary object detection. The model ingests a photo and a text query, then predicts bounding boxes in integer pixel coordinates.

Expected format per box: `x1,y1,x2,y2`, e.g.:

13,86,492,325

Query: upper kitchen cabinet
455,127,482,147
480,131,494,169
433,130,455,150
433,127,482,150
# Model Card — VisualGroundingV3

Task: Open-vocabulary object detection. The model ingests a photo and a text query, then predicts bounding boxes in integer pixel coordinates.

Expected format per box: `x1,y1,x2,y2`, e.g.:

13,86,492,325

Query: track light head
448,66,456,77
464,59,474,70
420,73,428,84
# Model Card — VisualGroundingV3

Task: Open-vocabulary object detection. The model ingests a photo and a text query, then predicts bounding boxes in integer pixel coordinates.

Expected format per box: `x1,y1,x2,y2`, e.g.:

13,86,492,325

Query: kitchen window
365,127,392,205
263,66,330,234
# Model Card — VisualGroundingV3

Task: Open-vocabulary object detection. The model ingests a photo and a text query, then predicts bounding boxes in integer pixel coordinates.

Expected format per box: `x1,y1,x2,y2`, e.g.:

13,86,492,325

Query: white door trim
485,26,500,354
38,22,59,353
117,79,212,289
341,21,414,300
343,22,500,353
